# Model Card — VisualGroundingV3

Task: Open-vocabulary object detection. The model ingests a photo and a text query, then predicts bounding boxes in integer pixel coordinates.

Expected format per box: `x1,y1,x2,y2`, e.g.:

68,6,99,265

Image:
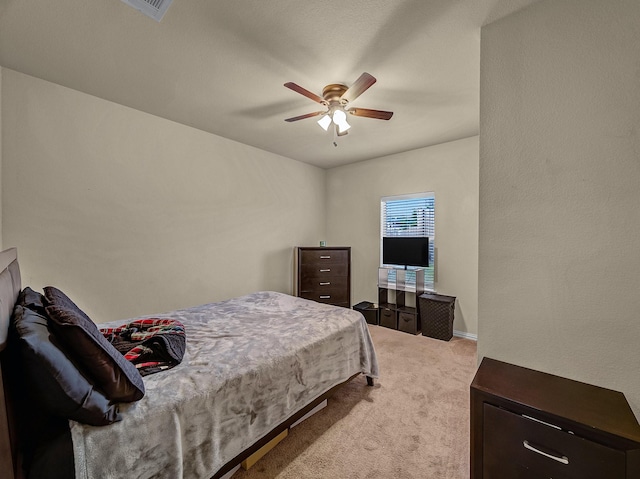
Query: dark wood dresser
471,357,640,478
294,247,350,308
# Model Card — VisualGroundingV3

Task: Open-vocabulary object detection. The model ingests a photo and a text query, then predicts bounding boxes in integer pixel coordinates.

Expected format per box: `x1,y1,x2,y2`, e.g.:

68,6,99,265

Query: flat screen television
382,236,429,268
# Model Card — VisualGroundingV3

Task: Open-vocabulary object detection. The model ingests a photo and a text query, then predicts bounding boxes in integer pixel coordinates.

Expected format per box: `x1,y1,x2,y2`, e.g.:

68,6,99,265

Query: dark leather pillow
44,286,145,403
12,304,121,426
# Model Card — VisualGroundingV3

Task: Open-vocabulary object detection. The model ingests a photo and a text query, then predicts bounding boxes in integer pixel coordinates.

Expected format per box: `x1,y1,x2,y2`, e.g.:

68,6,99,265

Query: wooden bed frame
0,249,372,479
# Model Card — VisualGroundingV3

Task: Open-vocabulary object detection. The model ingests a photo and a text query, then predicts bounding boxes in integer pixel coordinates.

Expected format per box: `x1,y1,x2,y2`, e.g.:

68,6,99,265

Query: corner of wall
0,66,3,250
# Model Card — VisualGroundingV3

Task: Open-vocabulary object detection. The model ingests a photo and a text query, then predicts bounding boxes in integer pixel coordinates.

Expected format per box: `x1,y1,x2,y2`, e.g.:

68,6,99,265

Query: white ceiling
0,0,540,169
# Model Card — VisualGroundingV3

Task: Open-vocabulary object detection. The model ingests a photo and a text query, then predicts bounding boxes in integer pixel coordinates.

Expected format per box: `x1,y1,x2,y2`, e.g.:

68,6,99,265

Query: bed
0,248,379,479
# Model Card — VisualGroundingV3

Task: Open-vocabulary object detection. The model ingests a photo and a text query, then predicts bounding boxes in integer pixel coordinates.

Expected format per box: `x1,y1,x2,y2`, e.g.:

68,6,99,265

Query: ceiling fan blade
341,72,377,103
284,111,325,122
348,108,394,120
284,82,325,104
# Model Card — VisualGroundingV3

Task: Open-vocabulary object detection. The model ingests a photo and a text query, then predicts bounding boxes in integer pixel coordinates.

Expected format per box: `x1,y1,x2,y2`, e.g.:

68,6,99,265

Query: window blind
381,194,434,238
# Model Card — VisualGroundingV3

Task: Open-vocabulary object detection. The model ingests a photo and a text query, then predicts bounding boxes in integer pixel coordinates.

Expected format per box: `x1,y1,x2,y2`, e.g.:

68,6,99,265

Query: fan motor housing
322,84,348,102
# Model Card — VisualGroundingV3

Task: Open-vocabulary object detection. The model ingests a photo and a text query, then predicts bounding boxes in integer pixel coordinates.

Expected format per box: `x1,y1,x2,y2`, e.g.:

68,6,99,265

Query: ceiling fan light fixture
332,109,351,133
339,125,351,134
336,119,351,134
332,108,346,123
317,114,332,131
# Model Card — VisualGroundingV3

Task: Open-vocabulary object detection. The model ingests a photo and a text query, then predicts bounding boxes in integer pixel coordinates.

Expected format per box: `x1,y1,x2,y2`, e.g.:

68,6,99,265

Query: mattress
68,291,378,479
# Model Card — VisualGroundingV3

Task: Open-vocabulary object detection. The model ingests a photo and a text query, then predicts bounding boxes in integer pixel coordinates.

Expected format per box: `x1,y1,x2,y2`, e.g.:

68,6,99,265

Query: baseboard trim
453,330,477,341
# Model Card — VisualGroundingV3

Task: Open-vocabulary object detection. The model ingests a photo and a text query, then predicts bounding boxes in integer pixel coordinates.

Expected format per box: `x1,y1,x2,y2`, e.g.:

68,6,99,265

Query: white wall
479,0,640,417
326,136,479,336
1,69,326,322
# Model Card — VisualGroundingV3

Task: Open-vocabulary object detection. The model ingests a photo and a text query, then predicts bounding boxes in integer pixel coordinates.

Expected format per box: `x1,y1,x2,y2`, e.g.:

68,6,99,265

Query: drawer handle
523,440,569,465
319,282,331,286
320,255,331,259
320,295,331,299
320,269,331,272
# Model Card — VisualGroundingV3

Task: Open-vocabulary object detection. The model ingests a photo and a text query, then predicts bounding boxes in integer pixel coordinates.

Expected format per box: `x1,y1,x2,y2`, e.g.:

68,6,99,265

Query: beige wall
326,136,479,336
479,0,640,417
1,68,326,322
0,68,3,250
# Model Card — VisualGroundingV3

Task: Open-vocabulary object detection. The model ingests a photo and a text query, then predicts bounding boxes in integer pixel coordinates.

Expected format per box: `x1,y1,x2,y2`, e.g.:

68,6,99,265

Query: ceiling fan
284,72,393,142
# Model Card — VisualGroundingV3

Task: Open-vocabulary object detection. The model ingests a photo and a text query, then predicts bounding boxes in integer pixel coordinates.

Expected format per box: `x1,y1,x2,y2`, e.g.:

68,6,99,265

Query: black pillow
12,304,121,426
17,286,47,315
44,286,145,403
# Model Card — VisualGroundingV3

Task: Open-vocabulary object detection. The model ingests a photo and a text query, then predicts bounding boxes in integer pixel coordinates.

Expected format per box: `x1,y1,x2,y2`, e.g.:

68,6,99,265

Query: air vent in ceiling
121,0,173,22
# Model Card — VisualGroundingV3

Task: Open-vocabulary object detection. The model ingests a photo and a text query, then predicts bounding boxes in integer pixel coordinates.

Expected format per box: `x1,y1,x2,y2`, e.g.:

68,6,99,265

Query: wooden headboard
0,247,21,479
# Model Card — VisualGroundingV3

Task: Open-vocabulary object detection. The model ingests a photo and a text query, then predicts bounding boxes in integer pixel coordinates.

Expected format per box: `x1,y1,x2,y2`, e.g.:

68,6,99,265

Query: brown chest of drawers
471,357,640,479
294,247,350,308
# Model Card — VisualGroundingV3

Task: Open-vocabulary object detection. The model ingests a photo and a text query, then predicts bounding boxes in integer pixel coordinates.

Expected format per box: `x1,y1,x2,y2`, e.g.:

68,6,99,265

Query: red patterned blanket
101,318,186,376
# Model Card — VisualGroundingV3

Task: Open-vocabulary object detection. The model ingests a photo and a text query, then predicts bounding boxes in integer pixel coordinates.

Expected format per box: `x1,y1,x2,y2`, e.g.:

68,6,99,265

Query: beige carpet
234,324,478,479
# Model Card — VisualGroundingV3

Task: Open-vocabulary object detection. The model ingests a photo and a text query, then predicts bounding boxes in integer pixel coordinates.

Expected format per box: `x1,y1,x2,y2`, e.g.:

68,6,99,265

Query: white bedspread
71,291,378,479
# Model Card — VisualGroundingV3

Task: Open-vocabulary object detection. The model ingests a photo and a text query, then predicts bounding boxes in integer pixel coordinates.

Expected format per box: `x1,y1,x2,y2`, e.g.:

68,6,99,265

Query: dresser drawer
300,249,349,266
299,263,349,280
483,403,626,479
299,290,349,306
299,275,348,293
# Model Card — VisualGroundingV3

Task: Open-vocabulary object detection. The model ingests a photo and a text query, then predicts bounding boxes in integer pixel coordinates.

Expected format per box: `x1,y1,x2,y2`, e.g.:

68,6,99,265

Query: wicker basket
418,293,456,341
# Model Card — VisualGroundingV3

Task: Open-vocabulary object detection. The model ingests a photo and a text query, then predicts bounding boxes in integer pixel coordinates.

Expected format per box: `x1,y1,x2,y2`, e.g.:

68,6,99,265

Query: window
381,193,435,288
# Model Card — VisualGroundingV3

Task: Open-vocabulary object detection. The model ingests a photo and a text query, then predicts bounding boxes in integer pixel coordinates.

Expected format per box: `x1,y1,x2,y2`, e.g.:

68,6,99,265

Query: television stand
378,267,425,335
